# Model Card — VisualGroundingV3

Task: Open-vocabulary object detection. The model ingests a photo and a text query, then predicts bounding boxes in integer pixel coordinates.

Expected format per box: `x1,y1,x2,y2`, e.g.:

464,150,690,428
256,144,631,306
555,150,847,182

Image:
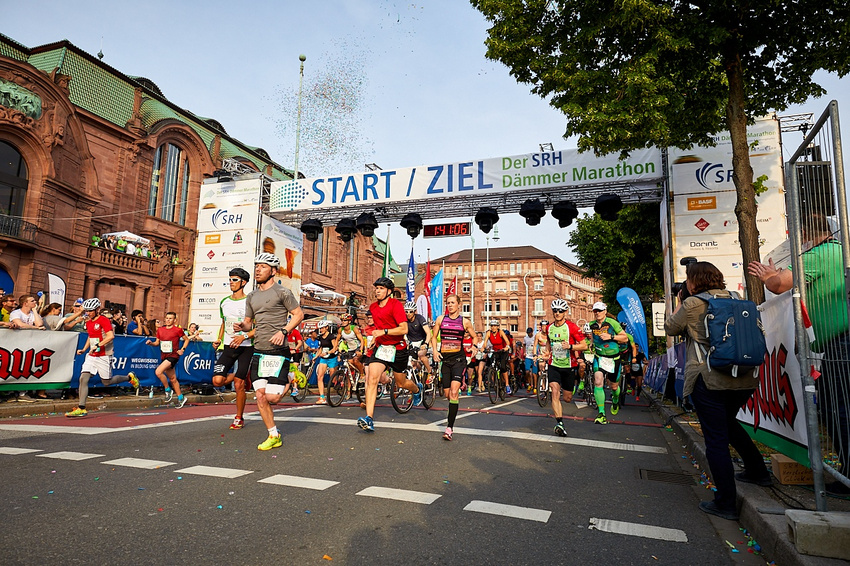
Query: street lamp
485,225,499,323
470,232,475,324
523,270,544,331
293,54,306,183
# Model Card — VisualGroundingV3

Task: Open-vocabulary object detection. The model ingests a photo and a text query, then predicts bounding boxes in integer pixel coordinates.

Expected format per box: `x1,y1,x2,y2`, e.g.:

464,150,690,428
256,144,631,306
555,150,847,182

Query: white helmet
551,299,569,311
82,298,101,311
488,319,499,326
254,253,280,267
317,319,332,329
404,301,417,311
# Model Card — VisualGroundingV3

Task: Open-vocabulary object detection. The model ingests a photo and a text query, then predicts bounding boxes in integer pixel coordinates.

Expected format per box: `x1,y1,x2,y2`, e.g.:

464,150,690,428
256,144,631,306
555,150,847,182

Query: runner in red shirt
145,311,190,407
356,277,421,432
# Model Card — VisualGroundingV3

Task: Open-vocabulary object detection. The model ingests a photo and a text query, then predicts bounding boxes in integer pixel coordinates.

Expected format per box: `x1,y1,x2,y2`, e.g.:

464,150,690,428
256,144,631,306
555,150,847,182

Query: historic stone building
0,34,388,323
429,245,603,333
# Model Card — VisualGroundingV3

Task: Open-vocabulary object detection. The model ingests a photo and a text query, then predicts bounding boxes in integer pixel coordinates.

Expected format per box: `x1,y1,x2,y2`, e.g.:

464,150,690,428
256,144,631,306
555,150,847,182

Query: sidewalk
651,394,850,566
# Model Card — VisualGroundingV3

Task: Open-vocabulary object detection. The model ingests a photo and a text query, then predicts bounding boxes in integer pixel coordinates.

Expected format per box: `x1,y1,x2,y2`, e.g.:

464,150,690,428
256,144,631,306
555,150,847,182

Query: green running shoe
594,414,608,425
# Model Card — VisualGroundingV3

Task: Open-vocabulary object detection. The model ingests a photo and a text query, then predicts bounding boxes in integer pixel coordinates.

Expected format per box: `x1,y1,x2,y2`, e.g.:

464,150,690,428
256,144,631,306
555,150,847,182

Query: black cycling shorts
493,350,510,372
440,353,467,389
365,346,409,374
214,345,254,380
547,365,576,391
249,348,292,386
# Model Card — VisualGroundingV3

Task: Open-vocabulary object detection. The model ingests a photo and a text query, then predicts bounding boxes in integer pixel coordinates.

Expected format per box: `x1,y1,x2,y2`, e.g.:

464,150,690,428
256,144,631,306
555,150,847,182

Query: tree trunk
726,54,765,304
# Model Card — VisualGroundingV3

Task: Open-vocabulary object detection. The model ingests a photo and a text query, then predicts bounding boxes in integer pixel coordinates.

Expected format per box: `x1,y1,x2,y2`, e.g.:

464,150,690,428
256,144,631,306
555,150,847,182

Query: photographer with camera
126,310,151,336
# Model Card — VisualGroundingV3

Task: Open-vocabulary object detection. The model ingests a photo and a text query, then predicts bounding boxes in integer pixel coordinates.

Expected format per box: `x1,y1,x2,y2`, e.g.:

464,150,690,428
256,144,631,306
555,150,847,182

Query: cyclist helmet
404,301,417,311
551,298,569,311
82,298,101,311
341,312,353,321
254,253,280,267
317,319,332,329
488,319,499,326
373,276,394,290
540,320,549,326
229,267,250,282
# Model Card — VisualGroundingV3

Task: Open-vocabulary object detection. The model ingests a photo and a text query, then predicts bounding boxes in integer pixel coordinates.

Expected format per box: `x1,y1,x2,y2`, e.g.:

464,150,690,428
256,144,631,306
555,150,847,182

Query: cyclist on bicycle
337,312,366,377
357,277,422,432
404,301,432,384
547,299,587,436
485,320,513,394
314,319,339,405
588,302,628,425
431,294,478,440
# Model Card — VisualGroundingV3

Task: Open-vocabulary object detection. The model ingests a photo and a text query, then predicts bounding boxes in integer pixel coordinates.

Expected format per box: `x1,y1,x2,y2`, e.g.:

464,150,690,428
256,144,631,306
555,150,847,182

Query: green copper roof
371,235,401,273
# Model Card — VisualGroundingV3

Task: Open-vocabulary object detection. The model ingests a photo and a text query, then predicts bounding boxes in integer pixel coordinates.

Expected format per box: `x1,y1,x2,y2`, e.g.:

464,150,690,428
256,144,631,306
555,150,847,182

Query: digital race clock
423,222,471,238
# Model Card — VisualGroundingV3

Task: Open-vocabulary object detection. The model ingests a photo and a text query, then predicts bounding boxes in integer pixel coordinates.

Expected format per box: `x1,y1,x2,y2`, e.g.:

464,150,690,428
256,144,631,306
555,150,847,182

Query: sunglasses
592,309,604,312
552,308,567,313
229,277,243,282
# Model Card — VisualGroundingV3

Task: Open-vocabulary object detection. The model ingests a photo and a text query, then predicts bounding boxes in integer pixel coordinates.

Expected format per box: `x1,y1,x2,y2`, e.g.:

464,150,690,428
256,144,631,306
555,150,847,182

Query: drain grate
637,468,699,486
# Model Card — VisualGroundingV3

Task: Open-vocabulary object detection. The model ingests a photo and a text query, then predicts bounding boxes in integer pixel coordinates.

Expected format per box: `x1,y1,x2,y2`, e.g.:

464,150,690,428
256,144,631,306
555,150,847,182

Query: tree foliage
567,204,664,309
472,0,850,302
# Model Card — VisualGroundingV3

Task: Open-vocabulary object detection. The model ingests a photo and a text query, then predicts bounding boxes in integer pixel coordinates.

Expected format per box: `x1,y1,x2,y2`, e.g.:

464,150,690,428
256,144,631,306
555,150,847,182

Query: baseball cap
592,301,607,311
74,297,84,306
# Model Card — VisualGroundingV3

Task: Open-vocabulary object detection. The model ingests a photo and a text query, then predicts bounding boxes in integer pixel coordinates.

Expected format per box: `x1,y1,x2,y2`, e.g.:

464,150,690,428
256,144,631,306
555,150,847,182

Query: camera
672,256,698,301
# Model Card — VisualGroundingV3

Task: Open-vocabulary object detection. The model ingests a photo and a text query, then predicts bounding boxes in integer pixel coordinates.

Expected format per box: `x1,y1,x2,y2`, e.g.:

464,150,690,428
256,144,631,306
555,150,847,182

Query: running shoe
635,395,640,402
505,385,512,395
443,426,453,441
466,389,472,397
290,387,299,400
164,389,173,402
176,396,187,409
316,397,327,405
611,400,620,416
413,385,423,407
230,416,244,429
554,422,567,437
594,414,608,425
65,407,87,418
257,435,282,451
357,416,374,432
128,372,139,389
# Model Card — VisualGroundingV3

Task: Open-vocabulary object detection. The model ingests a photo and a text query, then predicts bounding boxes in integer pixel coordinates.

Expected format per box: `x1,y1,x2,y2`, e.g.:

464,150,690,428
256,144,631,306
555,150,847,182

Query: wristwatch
280,328,289,336
384,329,389,335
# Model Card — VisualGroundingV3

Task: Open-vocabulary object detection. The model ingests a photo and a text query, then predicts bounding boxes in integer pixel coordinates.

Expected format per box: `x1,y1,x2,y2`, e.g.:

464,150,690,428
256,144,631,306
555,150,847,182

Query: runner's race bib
552,342,567,360
376,344,396,363
599,356,616,374
410,340,423,349
322,347,331,357
90,338,100,351
631,363,641,373
584,352,595,362
160,341,173,354
258,355,284,378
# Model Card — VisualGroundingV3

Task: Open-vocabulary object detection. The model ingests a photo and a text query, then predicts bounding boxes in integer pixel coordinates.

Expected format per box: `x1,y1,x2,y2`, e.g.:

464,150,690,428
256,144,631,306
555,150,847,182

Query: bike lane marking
463,500,551,523
101,457,177,469
588,517,688,543
174,465,253,479
356,486,441,505
36,451,104,461
258,474,339,491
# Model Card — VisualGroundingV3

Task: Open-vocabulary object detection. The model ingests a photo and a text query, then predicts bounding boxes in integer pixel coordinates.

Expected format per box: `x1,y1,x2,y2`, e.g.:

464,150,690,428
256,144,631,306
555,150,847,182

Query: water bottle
148,387,154,399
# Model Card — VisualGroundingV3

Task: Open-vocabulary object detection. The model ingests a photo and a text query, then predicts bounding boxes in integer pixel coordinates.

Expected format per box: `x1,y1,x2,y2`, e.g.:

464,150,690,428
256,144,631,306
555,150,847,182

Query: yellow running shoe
65,407,88,418
128,372,140,389
257,435,282,451
594,414,608,425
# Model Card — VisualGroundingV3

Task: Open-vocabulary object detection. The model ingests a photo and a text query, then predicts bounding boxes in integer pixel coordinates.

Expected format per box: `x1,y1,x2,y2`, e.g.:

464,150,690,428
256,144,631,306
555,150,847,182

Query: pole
486,234,490,324
293,55,306,184
470,232,475,325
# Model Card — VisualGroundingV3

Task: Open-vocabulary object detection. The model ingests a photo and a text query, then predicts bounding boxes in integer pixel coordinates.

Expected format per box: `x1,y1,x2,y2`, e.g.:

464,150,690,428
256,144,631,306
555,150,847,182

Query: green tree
472,0,850,303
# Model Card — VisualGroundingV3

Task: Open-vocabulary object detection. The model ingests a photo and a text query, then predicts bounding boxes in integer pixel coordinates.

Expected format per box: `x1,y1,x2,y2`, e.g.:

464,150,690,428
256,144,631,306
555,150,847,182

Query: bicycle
289,358,311,403
536,359,550,408
483,349,506,404
327,352,360,407
390,345,429,414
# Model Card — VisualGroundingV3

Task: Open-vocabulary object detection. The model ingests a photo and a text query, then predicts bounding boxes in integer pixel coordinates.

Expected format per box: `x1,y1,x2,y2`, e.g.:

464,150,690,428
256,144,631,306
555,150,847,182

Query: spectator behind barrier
1,294,16,328
63,298,86,332
665,261,770,520
40,302,64,331
748,213,850,496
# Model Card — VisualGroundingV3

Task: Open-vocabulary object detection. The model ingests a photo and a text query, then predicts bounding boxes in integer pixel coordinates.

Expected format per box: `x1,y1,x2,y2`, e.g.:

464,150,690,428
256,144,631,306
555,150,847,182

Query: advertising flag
447,276,457,297
406,248,415,302
382,226,392,277
616,287,650,356
424,259,432,318
430,269,444,321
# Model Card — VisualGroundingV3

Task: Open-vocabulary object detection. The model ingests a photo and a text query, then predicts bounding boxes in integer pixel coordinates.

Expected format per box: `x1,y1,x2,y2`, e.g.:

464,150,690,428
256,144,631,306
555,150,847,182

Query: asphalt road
0,391,765,565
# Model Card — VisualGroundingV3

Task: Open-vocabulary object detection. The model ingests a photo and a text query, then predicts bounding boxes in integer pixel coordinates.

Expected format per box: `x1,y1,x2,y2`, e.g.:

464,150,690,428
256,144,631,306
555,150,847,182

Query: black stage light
335,218,357,242
474,207,499,234
551,201,579,228
355,212,379,237
595,193,623,221
400,212,423,239
300,218,323,242
519,198,546,226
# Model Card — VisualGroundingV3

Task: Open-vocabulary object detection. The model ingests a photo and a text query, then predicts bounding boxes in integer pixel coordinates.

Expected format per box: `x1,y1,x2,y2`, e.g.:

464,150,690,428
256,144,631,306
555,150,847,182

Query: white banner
268,147,663,213
737,291,808,450
260,214,303,297
47,273,66,314
0,329,78,390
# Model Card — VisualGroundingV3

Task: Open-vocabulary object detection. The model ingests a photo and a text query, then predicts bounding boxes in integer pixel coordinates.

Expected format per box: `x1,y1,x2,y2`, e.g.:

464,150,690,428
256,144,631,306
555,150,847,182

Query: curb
650,394,846,566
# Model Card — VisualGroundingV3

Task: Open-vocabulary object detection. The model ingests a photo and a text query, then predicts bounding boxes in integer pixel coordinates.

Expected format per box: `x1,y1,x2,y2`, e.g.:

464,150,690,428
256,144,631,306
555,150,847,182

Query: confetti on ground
323,555,332,561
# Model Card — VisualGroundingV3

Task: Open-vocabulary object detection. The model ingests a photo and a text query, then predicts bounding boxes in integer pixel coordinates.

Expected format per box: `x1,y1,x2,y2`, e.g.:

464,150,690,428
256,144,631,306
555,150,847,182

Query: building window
148,143,191,224
484,281,491,292
495,281,507,293
0,140,28,218
534,298,543,312
534,281,544,291
510,302,519,312
484,300,491,312
462,303,470,313
510,280,518,292
495,300,502,312
510,324,518,332
462,282,470,293
314,229,325,273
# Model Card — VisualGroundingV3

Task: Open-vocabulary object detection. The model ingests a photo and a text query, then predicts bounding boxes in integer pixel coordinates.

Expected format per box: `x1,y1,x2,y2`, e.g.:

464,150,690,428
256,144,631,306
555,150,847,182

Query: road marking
0,447,42,455
276,416,666,454
464,500,551,523
101,457,177,469
356,486,441,505
175,465,253,479
433,397,526,426
258,474,339,491
36,451,104,461
588,517,688,543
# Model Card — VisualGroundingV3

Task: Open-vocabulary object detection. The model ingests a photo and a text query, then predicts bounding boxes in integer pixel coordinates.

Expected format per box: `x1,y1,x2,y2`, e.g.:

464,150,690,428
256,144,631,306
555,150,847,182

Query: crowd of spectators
90,232,181,264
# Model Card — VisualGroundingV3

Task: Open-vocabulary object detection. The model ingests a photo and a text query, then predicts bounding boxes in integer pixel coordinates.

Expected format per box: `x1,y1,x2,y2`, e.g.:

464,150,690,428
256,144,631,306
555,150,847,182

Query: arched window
148,142,190,225
0,140,28,218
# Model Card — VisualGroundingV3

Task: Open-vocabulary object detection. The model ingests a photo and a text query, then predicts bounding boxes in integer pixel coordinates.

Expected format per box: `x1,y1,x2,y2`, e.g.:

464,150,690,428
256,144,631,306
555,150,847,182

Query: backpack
692,291,767,377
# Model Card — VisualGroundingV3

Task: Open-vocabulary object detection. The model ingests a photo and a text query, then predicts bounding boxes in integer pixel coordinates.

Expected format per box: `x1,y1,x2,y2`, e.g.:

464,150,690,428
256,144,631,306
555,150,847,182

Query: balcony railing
0,213,37,241
87,246,158,273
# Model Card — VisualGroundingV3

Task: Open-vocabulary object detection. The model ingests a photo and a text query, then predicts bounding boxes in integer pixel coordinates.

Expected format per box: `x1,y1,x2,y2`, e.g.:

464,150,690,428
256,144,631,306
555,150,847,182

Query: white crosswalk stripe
0,446,41,455
464,500,551,523
36,451,104,461
356,486,441,504
174,465,253,479
101,457,177,469
588,517,688,543
258,474,339,490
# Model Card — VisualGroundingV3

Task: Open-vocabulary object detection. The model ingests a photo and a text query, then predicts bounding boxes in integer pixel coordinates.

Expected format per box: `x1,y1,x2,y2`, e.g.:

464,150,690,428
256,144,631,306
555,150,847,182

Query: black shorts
214,345,253,380
161,356,180,369
440,353,467,388
290,352,303,363
548,365,576,391
365,346,409,374
467,355,483,369
493,350,510,372
249,348,292,386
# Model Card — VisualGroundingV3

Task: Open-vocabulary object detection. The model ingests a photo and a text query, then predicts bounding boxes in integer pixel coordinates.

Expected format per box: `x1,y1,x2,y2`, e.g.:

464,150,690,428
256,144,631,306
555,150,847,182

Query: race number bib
584,352,595,362
226,316,242,335
551,343,567,360
410,340,423,349
322,347,331,357
258,355,284,378
631,363,641,373
599,356,616,373
90,338,100,351
160,341,173,354
376,344,396,363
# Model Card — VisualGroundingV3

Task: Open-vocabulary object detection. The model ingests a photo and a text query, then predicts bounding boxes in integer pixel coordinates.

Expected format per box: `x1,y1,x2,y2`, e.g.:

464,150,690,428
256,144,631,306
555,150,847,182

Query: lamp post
293,54,306,183
523,270,544,331
484,225,499,324
470,232,475,324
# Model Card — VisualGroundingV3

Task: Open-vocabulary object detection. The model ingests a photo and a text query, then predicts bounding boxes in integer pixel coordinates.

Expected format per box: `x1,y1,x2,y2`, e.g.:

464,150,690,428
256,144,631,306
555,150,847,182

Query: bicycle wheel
422,373,435,409
390,372,414,414
326,370,347,407
295,361,311,402
498,372,507,401
537,373,549,407
486,367,498,404
584,373,597,410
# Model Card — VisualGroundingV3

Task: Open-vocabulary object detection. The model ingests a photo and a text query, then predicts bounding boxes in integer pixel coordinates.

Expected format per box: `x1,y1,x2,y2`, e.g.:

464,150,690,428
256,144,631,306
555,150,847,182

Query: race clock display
423,222,471,238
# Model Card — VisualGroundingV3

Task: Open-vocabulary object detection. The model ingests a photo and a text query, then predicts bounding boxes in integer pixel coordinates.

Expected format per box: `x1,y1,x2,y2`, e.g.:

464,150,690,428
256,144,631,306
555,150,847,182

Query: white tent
315,290,346,301
102,231,150,245
301,283,326,294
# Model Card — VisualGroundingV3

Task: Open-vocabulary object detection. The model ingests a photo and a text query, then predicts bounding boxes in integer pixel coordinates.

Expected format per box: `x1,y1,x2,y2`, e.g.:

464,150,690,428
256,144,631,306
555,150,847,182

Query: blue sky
8,1,849,266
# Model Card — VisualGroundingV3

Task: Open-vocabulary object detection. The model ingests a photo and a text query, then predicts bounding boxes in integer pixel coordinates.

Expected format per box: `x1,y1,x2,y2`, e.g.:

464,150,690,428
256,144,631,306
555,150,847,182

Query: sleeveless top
489,329,507,351
439,315,465,354
340,325,361,350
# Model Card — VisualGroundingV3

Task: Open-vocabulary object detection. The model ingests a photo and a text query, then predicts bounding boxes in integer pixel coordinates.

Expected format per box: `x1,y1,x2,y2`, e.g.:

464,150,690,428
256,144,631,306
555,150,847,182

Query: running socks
268,426,279,436
447,399,459,429
611,388,619,406
594,387,606,413
556,417,563,425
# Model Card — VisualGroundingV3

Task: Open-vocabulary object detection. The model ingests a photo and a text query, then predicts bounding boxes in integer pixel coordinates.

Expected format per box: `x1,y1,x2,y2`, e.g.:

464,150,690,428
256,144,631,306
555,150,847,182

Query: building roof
0,34,292,180
433,245,583,272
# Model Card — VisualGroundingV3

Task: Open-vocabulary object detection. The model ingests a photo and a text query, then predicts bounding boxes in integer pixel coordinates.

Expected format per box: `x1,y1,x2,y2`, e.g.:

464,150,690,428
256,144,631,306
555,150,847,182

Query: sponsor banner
192,261,254,281
0,329,79,390
269,147,663,213
200,179,264,208
260,214,304,297
197,204,259,233
47,273,67,315
195,243,255,262
68,336,216,388
615,287,649,356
